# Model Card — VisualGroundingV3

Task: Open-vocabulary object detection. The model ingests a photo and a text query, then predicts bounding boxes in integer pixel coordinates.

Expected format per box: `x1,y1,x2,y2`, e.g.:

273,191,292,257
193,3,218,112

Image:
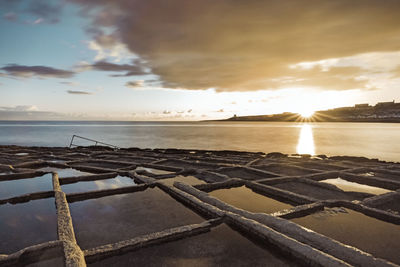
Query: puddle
0,171,14,175
38,167,91,177
291,207,400,265
360,172,375,177
0,173,53,199
48,159,66,164
271,181,356,200
0,198,57,254
135,166,174,175
89,224,296,267
69,187,204,249
159,175,206,186
61,175,136,194
209,186,293,214
15,153,29,156
320,178,392,195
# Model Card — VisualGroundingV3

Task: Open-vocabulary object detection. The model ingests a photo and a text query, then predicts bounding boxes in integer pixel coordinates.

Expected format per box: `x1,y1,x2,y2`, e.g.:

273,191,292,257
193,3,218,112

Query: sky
1,0,400,121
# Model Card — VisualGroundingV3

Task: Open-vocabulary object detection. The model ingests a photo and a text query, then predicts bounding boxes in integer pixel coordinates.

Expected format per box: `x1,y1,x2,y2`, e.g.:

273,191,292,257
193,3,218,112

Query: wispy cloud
67,90,93,95
1,64,74,78
60,81,79,86
0,105,38,112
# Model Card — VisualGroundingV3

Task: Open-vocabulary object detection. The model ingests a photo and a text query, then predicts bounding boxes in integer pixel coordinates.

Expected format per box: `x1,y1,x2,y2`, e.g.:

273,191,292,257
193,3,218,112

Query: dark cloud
1,0,63,24
1,64,74,78
67,90,93,95
125,80,143,88
3,12,17,21
26,0,63,24
69,0,400,91
88,61,147,76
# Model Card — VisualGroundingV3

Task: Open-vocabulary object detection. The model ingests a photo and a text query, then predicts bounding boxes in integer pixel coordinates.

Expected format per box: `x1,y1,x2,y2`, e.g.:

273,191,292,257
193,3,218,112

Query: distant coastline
219,100,400,123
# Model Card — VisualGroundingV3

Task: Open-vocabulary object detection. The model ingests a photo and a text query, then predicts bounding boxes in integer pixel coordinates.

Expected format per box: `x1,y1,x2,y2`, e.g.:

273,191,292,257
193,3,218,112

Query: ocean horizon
1,120,399,162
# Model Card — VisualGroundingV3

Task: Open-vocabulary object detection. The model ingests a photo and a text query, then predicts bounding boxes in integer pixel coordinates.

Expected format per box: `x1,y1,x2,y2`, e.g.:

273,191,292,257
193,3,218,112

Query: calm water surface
0,121,399,162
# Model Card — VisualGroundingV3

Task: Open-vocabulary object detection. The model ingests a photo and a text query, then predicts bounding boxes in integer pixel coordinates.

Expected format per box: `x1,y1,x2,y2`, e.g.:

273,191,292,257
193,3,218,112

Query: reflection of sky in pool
135,166,174,175
209,186,293,214
61,175,136,193
0,173,53,199
320,178,392,195
69,187,204,249
159,175,206,186
91,224,296,266
292,208,400,265
0,198,57,254
38,167,91,177
15,152,29,156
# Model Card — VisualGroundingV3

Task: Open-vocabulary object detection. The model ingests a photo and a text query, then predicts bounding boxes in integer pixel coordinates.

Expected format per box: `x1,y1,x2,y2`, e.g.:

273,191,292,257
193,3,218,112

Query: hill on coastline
222,101,400,123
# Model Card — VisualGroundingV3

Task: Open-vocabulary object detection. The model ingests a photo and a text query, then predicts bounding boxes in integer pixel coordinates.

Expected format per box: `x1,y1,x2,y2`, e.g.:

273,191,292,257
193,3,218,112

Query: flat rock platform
0,145,399,266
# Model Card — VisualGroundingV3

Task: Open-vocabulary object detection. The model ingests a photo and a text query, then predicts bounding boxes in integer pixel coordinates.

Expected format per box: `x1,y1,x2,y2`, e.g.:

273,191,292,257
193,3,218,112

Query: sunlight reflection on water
296,124,315,155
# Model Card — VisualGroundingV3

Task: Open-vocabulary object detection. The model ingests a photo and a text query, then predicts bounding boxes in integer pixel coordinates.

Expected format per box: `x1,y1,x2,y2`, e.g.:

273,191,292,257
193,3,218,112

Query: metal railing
69,135,120,149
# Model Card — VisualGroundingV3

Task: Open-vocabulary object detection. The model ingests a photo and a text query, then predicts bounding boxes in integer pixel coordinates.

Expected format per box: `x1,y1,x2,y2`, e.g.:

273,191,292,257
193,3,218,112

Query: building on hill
355,103,370,108
376,100,395,108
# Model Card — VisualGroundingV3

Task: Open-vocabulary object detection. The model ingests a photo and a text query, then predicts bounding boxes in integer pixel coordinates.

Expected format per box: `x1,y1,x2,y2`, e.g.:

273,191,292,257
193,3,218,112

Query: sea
0,121,399,162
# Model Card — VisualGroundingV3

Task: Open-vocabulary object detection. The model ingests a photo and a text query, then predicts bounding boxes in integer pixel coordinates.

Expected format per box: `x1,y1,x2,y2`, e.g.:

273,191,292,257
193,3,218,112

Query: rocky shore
0,145,399,266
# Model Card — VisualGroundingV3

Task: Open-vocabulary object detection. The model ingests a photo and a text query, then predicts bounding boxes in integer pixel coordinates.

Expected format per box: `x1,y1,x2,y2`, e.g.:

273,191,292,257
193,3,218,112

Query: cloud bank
68,0,400,91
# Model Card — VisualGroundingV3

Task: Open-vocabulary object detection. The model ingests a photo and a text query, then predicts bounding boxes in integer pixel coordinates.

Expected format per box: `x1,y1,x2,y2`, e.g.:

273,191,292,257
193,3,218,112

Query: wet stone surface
291,207,400,265
89,224,297,267
61,175,136,193
253,164,317,176
69,187,204,249
365,194,400,214
209,186,293,214
0,198,57,254
216,168,276,180
26,257,65,267
0,173,53,199
358,171,400,182
71,161,131,169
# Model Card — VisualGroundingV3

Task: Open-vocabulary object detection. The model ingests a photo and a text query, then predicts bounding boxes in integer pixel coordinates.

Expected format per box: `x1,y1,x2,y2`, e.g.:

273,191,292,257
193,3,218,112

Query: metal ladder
69,135,119,149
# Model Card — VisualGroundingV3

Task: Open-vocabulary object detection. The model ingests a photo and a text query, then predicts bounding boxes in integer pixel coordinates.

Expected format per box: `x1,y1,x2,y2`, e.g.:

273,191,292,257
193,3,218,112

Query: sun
298,109,315,118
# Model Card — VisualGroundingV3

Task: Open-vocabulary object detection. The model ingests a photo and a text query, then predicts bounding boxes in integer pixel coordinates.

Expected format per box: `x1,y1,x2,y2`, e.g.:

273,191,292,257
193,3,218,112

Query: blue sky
1,0,400,120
